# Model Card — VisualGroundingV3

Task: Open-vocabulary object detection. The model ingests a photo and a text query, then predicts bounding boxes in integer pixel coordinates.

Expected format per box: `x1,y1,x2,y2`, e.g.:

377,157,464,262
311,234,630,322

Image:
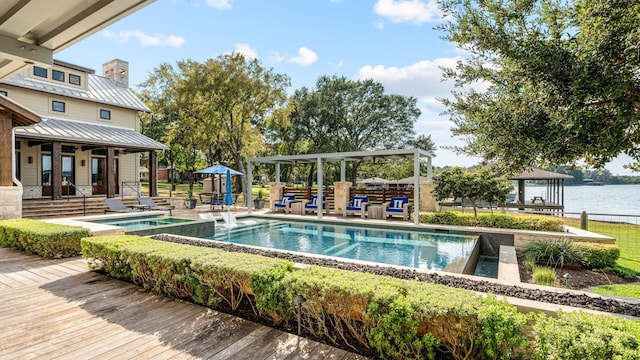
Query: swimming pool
207,219,479,273
90,216,194,230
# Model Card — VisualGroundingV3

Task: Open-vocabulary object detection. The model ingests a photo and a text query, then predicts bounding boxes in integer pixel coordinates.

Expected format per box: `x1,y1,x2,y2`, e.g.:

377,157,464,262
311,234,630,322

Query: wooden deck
0,248,369,360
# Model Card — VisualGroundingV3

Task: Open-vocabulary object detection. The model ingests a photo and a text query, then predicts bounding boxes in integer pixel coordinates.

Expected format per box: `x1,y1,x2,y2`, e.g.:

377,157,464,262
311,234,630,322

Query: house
0,59,167,218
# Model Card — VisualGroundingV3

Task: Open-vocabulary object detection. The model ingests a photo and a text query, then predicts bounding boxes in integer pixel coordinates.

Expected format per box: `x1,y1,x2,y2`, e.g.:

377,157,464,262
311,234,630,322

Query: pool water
207,219,478,272
90,216,194,231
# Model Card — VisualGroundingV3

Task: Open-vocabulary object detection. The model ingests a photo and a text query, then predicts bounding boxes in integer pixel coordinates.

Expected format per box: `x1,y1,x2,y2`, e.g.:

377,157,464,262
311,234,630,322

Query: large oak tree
438,0,640,172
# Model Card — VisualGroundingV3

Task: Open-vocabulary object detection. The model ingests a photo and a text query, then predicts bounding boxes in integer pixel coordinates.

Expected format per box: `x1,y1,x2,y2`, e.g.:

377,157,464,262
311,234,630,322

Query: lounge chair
104,198,142,214
303,194,327,214
273,194,297,213
344,195,369,218
382,196,410,220
138,197,175,216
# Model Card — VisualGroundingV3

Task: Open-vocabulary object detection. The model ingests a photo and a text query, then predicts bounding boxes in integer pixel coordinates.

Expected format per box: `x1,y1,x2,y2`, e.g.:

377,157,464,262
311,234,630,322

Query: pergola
512,168,573,209
247,148,433,224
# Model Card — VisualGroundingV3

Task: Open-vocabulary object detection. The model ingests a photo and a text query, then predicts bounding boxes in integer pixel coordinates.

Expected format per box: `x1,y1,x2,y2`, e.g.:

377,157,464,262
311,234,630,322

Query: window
52,100,65,112
0,90,7,96
99,109,111,120
69,74,81,86
52,70,65,82
33,66,47,78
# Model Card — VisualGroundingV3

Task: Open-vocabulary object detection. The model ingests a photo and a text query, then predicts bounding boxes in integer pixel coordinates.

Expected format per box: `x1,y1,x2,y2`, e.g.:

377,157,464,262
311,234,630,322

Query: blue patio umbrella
195,164,243,194
224,169,234,206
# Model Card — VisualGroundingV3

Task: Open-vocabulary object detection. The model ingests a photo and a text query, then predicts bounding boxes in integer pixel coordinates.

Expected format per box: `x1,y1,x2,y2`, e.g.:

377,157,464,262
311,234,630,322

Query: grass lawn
141,182,270,204
591,284,640,299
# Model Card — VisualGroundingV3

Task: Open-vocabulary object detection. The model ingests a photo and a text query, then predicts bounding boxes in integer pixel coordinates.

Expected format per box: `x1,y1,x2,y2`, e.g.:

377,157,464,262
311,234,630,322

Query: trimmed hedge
575,242,621,269
81,235,640,360
81,235,294,317
0,219,90,258
420,211,564,232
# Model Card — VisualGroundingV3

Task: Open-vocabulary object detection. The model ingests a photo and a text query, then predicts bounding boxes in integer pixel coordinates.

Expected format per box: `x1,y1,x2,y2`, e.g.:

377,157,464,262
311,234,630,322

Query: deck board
0,247,368,359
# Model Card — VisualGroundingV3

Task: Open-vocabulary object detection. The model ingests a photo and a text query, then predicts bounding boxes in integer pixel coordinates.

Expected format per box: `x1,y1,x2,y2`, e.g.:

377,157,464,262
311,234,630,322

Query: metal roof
14,117,168,152
0,0,155,81
512,168,574,180
250,148,433,164
3,73,150,112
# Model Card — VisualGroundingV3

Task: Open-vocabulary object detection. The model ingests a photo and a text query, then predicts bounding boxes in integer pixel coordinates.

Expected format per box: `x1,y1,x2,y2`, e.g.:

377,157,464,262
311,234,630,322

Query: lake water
525,184,640,215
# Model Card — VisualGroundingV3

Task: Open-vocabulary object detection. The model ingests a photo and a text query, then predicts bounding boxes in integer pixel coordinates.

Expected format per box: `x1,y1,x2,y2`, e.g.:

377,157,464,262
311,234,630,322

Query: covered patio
247,148,434,224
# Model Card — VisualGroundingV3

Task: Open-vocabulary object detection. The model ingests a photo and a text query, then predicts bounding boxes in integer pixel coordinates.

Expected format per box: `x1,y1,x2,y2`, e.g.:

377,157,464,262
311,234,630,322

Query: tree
274,75,421,183
432,167,513,217
438,0,640,172
138,54,290,201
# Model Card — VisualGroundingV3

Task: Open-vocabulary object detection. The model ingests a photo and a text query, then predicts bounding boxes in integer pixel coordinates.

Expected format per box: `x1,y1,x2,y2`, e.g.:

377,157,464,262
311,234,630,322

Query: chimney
102,59,129,88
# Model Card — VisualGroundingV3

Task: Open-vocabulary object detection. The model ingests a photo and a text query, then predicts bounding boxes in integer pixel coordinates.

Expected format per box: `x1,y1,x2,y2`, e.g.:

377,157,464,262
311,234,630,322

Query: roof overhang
15,117,168,152
0,94,40,126
0,0,155,81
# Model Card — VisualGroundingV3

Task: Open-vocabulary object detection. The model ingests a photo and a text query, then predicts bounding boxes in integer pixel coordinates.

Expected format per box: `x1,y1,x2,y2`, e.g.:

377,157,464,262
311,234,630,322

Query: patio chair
344,195,369,218
138,197,175,216
382,196,410,220
104,198,142,214
303,194,327,214
273,194,296,213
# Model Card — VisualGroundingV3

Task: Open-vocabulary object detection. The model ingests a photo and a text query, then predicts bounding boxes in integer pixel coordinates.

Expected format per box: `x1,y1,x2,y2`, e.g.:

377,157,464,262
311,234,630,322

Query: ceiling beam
0,33,53,65
0,0,30,27
37,0,116,46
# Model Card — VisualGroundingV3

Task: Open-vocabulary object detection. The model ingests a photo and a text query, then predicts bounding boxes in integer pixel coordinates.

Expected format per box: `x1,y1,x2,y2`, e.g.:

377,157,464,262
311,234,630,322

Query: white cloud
230,43,258,59
274,47,318,67
206,0,232,10
103,30,185,47
373,0,443,24
356,57,486,165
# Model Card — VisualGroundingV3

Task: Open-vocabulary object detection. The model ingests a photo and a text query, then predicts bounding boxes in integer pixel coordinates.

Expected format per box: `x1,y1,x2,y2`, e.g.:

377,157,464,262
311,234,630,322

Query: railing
121,181,142,198
64,181,87,216
489,209,640,258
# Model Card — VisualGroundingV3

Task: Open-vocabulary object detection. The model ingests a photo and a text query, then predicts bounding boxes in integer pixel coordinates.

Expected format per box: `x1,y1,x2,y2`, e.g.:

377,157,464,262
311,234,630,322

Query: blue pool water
207,219,478,272
90,216,194,230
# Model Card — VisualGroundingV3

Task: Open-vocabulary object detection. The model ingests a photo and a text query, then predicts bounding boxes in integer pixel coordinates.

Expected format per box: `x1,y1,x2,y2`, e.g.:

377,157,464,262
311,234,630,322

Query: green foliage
524,238,584,269
592,284,640,300
601,265,640,280
532,266,557,287
530,311,640,360
420,211,564,232
0,219,90,258
574,242,620,269
438,0,640,171
432,167,514,217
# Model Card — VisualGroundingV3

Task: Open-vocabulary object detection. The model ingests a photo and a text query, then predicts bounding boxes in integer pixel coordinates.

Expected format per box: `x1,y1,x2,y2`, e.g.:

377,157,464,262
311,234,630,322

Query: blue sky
57,0,634,175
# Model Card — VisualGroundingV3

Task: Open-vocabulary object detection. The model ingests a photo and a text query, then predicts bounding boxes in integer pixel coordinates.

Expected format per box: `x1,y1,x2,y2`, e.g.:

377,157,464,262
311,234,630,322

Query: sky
57,0,635,175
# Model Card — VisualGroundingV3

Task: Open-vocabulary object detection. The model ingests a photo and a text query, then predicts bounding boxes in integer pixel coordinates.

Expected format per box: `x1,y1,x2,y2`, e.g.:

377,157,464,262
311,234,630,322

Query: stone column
419,181,438,212
269,182,286,211
0,186,22,219
333,182,352,216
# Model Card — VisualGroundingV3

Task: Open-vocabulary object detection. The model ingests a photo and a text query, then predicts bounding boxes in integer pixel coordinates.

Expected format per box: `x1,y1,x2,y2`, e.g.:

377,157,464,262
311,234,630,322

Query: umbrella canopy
224,169,234,206
195,164,243,175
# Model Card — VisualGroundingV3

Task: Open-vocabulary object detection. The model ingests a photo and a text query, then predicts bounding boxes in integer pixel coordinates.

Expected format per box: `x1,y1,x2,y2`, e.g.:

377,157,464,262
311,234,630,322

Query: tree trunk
234,154,248,207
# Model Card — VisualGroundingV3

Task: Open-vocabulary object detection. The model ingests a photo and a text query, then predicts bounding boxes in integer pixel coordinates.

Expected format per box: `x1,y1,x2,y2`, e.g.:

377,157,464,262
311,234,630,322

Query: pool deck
0,247,369,360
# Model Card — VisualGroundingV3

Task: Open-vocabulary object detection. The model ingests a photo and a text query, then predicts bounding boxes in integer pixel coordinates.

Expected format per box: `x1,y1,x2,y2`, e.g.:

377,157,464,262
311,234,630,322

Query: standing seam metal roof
15,117,168,151
3,73,150,112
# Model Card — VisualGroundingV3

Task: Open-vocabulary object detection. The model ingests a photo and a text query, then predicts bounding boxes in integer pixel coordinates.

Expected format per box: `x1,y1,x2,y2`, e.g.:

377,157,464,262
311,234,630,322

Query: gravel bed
152,234,640,318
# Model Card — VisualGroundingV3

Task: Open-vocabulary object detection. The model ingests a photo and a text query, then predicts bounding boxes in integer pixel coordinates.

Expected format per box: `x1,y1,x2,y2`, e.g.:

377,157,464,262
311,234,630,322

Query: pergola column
317,156,323,219
413,150,420,224
247,159,252,212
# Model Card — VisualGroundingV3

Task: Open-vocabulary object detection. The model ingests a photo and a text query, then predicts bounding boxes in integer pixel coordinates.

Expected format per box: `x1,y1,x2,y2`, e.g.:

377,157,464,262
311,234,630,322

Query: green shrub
81,235,293,315
530,311,640,360
575,242,620,269
524,238,584,268
284,266,528,360
420,211,564,232
0,219,90,258
532,266,557,286
602,265,640,280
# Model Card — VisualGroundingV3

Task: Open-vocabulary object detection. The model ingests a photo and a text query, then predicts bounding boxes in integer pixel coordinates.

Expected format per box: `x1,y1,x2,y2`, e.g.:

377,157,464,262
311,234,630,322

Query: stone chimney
102,59,129,88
